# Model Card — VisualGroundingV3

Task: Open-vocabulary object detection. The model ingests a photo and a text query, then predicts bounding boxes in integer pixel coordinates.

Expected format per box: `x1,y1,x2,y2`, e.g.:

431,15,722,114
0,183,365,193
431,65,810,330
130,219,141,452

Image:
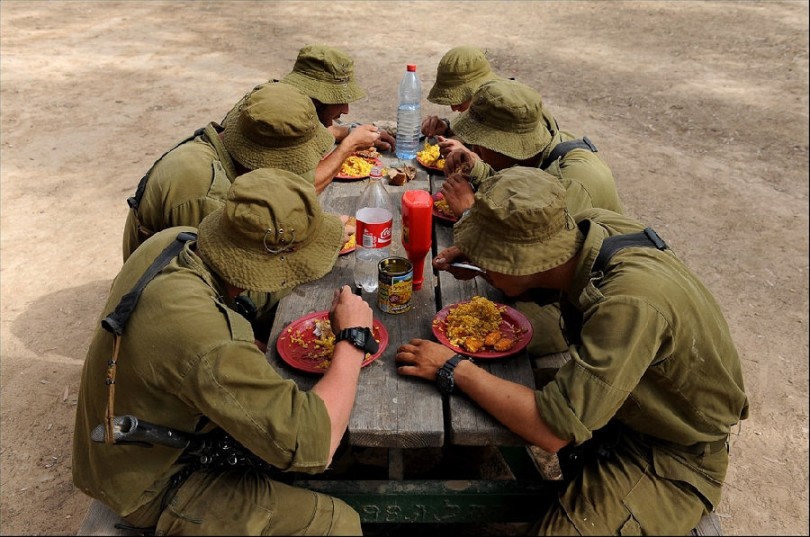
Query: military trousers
124,468,361,536
533,433,710,536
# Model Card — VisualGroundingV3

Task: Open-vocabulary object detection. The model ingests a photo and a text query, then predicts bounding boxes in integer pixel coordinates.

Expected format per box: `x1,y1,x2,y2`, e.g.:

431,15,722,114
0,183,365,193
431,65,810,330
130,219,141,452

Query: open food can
377,257,413,314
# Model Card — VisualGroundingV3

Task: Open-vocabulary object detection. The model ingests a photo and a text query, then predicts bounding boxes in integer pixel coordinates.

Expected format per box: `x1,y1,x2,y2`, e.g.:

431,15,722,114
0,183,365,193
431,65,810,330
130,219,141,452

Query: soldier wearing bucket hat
421,46,558,158
442,79,622,217
122,82,334,262
122,82,343,350
76,169,373,535
395,167,748,535
439,78,624,356
280,44,397,191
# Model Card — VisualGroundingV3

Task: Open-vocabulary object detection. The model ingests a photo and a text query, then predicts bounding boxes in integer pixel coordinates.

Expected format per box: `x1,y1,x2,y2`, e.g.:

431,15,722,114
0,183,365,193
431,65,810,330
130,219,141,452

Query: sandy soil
1,1,807,535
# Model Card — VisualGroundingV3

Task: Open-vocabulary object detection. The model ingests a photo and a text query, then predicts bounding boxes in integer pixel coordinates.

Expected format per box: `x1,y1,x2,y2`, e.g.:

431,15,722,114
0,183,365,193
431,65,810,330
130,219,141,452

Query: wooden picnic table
265,154,537,452
263,153,554,524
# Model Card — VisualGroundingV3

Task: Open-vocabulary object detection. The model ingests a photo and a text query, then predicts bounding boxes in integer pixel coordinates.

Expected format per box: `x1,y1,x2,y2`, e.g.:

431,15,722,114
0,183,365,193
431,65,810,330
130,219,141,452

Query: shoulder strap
102,231,197,336
593,227,668,274
127,127,206,210
560,226,668,347
540,136,598,170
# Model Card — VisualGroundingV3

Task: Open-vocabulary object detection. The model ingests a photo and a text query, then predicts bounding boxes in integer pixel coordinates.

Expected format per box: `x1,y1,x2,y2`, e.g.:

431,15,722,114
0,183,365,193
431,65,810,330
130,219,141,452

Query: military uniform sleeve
182,340,332,473
555,150,624,214
468,159,496,190
536,296,670,444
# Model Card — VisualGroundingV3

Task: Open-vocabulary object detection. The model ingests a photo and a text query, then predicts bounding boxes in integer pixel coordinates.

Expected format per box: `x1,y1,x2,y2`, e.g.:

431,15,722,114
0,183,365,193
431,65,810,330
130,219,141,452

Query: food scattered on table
387,164,416,186
416,142,445,170
435,296,518,353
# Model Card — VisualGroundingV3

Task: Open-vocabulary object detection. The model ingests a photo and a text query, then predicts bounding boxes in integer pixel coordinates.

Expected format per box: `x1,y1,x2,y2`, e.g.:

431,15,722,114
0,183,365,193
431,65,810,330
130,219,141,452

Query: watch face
353,329,367,347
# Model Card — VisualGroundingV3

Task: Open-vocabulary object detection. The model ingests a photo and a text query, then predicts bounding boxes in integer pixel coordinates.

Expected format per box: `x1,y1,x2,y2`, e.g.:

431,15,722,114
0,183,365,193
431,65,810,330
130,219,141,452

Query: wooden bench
79,493,724,535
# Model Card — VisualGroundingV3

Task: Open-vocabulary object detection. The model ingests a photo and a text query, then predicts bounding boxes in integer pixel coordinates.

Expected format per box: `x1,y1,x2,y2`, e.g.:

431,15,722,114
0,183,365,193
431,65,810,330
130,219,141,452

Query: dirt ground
1,1,807,535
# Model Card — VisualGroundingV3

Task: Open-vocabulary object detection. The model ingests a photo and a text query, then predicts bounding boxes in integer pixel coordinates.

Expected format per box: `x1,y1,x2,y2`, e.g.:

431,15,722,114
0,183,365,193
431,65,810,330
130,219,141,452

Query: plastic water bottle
395,64,422,160
353,167,393,292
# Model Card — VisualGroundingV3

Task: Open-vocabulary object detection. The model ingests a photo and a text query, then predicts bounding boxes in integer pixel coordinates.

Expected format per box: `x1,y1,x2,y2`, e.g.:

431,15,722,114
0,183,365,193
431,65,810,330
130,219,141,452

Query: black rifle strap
127,127,206,210
102,231,198,336
560,227,668,346
540,136,598,170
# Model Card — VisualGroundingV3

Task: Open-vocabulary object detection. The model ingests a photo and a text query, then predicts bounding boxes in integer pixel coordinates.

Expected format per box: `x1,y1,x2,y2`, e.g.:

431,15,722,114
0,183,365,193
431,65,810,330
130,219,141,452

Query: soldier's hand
421,115,449,138
395,339,456,382
436,136,464,157
440,174,474,217
330,285,373,332
444,147,479,175
344,124,382,152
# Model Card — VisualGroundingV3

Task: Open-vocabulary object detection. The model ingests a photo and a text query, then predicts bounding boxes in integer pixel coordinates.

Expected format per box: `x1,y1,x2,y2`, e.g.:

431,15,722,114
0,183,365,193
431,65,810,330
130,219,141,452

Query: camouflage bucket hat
428,46,500,106
281,44,366,104
453,167,583,275
222,83,334,175
451,79,552,160
197,169,343,293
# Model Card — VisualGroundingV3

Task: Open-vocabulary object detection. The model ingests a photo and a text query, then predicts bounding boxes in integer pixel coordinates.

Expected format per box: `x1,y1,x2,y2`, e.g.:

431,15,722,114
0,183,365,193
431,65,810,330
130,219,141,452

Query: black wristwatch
436,354,470,394
335,327,379,355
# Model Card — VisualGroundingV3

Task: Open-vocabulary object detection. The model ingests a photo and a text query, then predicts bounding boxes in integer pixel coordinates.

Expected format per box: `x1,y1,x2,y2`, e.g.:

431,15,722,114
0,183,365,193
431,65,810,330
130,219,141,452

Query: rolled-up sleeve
184,341,332,473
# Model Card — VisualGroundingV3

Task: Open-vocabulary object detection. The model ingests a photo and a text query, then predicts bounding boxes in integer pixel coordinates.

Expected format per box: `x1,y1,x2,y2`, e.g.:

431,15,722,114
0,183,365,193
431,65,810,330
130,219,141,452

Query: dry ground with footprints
1,1,807,535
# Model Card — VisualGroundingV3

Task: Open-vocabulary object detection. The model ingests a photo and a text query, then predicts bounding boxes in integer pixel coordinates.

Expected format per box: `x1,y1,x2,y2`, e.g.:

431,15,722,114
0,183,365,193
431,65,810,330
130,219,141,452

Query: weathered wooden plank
265,161,444,449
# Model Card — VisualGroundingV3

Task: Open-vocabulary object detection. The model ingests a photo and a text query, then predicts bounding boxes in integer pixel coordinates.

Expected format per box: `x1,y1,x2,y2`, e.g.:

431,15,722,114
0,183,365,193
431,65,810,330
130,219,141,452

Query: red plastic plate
276,311,388,374
431,300,532,359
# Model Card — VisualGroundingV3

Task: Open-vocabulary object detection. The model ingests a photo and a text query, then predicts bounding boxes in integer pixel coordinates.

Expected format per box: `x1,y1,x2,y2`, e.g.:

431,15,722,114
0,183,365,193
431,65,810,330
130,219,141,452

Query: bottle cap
370,166,382,177
407,64,416,72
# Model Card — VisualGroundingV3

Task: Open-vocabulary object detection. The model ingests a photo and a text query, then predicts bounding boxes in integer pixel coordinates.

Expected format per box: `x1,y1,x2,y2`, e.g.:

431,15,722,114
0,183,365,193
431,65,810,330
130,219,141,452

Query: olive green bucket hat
281,44,367,104
453,167,583,275
197,168,343,293
428,46,500,106
451,79,552,160
222,83,334,174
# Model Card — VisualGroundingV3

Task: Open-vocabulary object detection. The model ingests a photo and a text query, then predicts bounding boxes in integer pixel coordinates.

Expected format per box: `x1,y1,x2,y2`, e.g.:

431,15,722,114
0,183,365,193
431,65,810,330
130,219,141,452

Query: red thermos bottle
401,190,433,290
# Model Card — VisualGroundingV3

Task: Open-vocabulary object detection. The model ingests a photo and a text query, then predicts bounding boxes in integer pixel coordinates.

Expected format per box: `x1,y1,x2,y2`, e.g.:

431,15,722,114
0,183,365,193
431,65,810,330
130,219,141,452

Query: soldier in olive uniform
395,167,748,535
440,79,624,356
122,83,341,348
421,46,558,149
281,45,396,176
75,169,373,535
227,44,394,193
122,83,334,262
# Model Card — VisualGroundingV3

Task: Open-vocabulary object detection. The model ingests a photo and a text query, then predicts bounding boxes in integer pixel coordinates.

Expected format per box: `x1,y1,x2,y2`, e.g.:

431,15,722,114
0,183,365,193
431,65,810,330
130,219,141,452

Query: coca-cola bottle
353,167,393,292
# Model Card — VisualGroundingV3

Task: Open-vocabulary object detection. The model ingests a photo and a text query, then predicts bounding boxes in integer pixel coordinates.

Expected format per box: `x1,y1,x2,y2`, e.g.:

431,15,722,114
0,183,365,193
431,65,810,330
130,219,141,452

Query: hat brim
452,113,551,160
198,209,343,293
453,215,583,276
281,73,366,104
427,72,499,106
222,112,334,174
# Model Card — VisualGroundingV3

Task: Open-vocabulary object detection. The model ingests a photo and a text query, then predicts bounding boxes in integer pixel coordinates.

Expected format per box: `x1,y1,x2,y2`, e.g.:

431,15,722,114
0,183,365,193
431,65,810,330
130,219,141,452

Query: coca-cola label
356,208,393,249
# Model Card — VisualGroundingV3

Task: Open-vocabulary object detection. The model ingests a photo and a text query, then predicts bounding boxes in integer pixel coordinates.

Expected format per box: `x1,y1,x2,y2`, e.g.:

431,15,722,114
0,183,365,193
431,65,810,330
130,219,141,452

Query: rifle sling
101,231,197,443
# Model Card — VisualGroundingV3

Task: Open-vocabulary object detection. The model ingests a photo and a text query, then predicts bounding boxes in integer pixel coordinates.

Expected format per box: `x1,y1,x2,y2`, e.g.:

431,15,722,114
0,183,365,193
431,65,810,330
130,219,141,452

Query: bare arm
311,286,374,462
314,126,382,193
395,338,569,453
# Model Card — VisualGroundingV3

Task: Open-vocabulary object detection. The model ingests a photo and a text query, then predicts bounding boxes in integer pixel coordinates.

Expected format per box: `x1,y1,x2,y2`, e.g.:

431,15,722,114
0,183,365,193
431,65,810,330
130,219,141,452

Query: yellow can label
377,257,413,314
